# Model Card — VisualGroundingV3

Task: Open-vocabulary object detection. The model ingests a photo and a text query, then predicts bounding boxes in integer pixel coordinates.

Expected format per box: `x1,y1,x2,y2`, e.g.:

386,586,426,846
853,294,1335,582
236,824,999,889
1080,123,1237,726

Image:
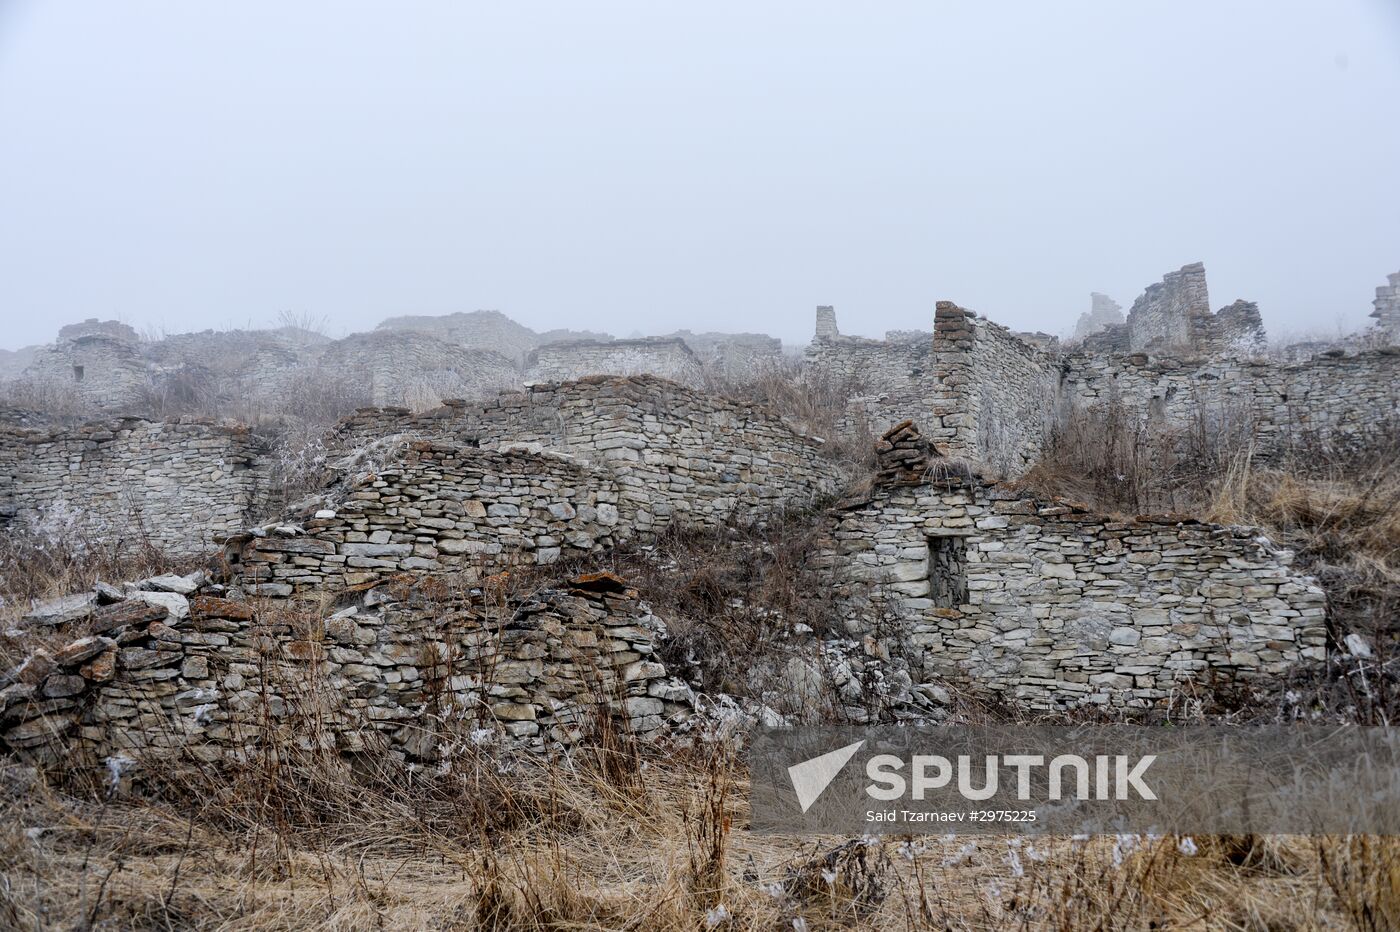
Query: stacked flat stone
874,420,934,485
0,416,263,554
1,570,693,764
814,423,1329,711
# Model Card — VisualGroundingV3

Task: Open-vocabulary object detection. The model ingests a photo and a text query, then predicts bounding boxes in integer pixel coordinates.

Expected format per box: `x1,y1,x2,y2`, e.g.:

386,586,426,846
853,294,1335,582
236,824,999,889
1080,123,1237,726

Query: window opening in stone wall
928,534,968,608
72,365,84,382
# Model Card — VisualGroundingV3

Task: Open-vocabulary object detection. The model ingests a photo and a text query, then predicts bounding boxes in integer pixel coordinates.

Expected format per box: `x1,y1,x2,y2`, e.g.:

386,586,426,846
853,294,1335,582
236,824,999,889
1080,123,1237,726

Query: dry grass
4,741,1398,931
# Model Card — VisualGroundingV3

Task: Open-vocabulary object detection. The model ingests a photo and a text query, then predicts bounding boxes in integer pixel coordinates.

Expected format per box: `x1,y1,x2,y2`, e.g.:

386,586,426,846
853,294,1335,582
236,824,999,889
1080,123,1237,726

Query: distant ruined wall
813,423,1328,711
1373,271,1400,342
0,575,691,763
1061,349,1400,455
1073,293,1125,341
804,305,935,436
0,417,267,554
326,375,837,535
524,338,703,387
376,309,544,366
21,336,151,411
928,303,1060,475
317,331,521,407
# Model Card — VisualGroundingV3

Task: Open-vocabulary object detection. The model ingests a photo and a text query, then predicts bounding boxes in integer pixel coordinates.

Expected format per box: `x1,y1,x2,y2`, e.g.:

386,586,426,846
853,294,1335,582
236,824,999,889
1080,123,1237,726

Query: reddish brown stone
80,651,117,683
569,571,629,594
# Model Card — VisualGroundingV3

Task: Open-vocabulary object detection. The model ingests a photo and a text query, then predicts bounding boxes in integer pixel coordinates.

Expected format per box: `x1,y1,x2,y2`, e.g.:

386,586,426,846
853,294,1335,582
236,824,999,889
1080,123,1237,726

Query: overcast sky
1,2,1398,350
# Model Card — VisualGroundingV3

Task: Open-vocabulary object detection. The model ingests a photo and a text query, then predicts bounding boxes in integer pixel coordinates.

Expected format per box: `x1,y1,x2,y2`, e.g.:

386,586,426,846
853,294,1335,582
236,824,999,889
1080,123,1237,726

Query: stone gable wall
928,303,1061,475
813,423,1327,711
0,417,267,554
1125,261,1211,352
0,575,690,764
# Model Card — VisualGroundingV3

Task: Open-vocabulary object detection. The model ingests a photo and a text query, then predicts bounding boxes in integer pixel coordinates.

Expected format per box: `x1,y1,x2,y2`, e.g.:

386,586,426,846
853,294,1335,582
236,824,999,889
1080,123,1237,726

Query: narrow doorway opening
73,365,85,382
928,534,968,608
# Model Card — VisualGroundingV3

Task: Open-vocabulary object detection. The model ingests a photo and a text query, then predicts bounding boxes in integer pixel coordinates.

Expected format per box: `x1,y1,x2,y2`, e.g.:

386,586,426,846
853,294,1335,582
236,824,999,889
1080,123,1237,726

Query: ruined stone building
1373,271,1400,342
813,422,1326,712
1072,292,1125,341
2,262,1398,766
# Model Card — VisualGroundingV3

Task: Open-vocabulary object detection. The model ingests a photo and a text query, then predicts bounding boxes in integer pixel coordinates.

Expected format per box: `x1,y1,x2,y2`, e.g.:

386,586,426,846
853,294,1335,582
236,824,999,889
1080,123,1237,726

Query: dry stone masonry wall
228,443,628,597
1373,271,1400,342
814,423,1328,711
1061,348,1400,456
0,572,691,764
927,302,1061,475
327,375,838,535
0,417,267,554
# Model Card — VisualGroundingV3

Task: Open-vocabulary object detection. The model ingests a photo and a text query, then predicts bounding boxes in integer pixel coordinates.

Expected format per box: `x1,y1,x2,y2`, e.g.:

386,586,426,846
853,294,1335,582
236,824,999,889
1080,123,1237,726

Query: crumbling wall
814,423,1328,711
0,573,691,763
1373,271,1400,343
802,327,935,437
326,375,837,533
1125,262,1211,352
928,302,1061,475
524,338,703,387
20,336,150,410
228,443,628,597
1061,348,1400,456
316,330,521,407
0,417,267,553
375,309,546,366
660,330,785,382
1073,293,1125,341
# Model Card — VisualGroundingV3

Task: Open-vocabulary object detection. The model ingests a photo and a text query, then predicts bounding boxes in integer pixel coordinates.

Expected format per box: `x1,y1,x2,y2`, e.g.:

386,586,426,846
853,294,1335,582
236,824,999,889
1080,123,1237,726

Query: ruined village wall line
0,417,266,554
0,581,690,765
1061,348,1400,452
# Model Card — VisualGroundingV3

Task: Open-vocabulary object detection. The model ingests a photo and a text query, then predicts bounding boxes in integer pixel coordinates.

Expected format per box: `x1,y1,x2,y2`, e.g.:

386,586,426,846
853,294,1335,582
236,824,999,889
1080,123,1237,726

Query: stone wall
927,302,1061,475
0,572,691,764
1124,262,1212,352
1073,293,1124,341
1373,271,1400,342
1061,348,1400,456
21,336,151,411
813,422,1328,711
0,417,267,554
316,330,522,407
326,375,837,534
660,330,785,382
524,338,703,387
802,332,934,437
228,443,628,597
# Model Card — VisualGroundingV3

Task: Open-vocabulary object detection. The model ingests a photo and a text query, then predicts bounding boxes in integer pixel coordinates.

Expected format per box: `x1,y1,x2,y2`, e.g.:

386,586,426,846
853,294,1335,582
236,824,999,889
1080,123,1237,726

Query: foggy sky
1,1,1398,350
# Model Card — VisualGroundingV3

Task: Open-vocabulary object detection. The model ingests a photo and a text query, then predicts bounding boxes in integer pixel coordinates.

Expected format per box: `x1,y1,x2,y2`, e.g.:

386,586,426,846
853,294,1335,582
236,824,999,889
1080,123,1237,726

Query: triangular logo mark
788,740,866,813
